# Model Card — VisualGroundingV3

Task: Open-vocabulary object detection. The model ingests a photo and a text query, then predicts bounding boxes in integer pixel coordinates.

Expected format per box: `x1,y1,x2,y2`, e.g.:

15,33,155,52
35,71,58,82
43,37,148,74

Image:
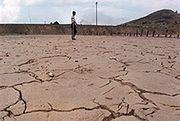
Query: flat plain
0,35,180,121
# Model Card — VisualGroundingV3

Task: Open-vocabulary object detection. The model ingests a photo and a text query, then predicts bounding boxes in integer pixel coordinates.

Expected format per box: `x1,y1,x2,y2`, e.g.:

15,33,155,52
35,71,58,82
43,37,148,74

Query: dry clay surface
0,35,180,121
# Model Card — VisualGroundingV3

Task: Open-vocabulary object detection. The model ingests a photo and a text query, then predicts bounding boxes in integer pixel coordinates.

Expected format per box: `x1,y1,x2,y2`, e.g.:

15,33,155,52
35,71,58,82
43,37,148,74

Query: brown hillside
122,9,180,32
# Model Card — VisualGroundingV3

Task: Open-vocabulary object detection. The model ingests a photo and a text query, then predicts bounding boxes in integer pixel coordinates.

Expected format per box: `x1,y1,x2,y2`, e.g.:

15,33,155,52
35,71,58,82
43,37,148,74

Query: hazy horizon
0,0,180,25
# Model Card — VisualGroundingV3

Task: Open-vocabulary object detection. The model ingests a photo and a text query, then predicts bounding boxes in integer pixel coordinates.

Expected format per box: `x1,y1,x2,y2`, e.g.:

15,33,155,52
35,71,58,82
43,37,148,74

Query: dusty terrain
0,35,180,121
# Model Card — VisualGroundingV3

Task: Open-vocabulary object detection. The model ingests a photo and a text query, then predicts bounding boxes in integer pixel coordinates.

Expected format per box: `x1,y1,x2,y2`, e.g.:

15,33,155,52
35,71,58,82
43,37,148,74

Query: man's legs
74,25,77,37
71,24,76,40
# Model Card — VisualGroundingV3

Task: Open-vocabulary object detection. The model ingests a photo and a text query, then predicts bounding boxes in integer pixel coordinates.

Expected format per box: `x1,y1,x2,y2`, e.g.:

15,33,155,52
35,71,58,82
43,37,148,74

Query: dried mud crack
93,101,148,121
2,100,148,121
1,87,27,120
113,78,179,107
0,64,93,93
1,35,179,121
17,54,71,67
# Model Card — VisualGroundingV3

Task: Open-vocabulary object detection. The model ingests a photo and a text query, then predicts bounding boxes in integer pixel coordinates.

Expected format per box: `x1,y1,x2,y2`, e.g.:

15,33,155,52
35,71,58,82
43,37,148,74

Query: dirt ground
0,35,180,121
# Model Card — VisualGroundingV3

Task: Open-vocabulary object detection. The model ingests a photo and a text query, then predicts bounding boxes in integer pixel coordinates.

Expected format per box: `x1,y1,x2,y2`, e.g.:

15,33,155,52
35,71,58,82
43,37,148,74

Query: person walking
71,11,77,40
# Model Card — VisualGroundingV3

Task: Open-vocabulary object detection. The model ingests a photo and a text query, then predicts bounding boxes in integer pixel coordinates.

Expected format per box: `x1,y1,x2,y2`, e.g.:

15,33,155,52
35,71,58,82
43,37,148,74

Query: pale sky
0,0,180,25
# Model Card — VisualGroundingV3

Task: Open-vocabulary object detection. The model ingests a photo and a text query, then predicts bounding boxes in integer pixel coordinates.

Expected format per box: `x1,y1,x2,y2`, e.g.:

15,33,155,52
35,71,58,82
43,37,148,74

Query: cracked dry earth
0,35,180,121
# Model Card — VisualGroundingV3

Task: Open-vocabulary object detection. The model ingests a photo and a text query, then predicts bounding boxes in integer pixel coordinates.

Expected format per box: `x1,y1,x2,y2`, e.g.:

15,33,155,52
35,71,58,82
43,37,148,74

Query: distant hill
121,9,180,32
0,9,179,36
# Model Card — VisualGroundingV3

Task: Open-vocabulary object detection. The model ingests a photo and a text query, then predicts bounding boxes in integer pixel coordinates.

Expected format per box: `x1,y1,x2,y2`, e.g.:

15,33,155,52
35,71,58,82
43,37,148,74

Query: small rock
75,60,78,62
5,53,9,57
48,72,54,77
110,56,117,60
